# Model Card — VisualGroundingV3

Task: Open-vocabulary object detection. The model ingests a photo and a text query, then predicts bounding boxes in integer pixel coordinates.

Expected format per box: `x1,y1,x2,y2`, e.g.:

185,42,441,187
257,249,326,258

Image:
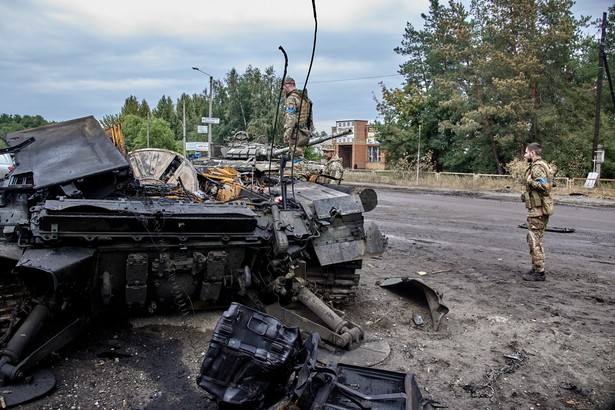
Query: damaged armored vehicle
0,116,386,405
191,129,353,186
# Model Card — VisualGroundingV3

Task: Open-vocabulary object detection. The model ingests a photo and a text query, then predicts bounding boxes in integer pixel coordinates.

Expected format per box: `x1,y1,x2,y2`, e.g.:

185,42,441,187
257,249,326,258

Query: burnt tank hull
0,117,386,369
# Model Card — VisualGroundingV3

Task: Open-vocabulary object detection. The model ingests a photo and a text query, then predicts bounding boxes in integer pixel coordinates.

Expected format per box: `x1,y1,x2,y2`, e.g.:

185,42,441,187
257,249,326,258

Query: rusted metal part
378,277,450,331
264,302,361,349
295,287,362,346
104,122,127,157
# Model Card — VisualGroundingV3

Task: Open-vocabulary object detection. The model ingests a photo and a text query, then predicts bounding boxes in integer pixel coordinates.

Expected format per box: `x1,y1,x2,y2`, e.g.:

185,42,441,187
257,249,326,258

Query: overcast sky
0,0,611,133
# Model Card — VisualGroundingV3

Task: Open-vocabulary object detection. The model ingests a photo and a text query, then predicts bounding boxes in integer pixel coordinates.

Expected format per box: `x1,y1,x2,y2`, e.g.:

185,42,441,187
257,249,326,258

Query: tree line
99,66,287,153
375,0,615,179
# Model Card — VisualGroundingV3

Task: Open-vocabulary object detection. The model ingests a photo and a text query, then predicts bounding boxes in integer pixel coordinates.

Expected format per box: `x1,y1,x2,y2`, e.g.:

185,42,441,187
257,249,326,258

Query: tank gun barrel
271,129,352,157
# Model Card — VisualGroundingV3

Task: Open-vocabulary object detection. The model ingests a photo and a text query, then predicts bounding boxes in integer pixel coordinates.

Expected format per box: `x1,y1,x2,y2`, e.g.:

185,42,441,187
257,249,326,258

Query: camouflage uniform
323,154,344,184
284,83,312,158
522,157,554,275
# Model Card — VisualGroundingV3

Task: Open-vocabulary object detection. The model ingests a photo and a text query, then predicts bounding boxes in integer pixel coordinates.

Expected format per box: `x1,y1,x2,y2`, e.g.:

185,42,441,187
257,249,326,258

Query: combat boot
523,270,546,281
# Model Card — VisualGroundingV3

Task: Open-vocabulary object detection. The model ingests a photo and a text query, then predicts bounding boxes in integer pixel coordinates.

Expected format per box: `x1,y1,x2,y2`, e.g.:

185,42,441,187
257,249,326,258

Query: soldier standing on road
521,142,555,281
321,143,344,184
283,77,313,159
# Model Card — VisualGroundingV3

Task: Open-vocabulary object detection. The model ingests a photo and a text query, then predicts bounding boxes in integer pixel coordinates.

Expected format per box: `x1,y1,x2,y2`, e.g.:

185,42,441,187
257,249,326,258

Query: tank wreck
0,116,387,406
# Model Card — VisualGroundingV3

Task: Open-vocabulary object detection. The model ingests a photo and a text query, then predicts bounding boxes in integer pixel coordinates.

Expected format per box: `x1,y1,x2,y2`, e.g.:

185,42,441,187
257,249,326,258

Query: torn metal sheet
199,303,423,410
378,277,449,331
309,363,425,410
3,116,130,191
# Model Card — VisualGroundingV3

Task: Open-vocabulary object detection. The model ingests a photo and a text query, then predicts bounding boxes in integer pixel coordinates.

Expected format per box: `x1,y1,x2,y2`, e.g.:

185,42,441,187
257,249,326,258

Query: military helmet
283,77,295,85
322,143,335,151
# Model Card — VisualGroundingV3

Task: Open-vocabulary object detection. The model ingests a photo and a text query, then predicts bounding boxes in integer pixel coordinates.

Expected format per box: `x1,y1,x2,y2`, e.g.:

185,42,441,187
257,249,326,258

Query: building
330,120,386,170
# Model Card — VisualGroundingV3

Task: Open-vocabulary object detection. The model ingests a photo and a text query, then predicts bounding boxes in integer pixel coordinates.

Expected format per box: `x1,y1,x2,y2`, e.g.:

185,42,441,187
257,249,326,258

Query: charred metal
0,116,386,405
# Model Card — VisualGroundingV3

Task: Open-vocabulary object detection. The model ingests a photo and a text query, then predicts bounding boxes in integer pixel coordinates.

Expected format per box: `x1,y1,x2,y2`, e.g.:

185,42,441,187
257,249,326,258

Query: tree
121,114,177,152
121,96,140,117
0,114,50,146
214,66,284,144
154,96,178,136
100,114,121,129
377,0,598,176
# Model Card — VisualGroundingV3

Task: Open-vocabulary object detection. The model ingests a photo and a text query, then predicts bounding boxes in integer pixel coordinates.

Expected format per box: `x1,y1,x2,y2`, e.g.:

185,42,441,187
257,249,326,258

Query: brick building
330,120,386,170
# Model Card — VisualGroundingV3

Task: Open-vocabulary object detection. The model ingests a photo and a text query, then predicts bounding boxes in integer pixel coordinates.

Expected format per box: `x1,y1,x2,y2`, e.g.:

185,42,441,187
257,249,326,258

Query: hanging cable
271,0,318,207
289,0,318,200
268,46,289,192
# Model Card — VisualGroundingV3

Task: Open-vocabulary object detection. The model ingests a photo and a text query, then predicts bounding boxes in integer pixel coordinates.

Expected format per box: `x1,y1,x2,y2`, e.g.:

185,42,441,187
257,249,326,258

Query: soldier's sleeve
284,97,299,138
335,164,344,180
284,97,298,139
528,164,549,193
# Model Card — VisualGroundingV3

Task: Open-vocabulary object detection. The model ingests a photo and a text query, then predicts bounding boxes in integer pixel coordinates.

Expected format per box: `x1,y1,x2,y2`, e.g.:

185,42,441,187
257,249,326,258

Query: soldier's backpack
290,89,314,130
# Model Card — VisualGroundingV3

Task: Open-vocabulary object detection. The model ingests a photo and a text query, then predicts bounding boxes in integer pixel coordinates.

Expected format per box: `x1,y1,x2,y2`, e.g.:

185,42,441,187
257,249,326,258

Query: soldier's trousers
288,128,311,157
527,215,549,273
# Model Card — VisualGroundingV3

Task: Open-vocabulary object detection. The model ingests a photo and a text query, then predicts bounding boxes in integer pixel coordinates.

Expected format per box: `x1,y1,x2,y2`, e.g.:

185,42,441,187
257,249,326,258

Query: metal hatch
3,116,130,190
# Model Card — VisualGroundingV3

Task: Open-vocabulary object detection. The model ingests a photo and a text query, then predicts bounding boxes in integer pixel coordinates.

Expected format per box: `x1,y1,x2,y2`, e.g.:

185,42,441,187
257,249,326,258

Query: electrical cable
289,0,318,202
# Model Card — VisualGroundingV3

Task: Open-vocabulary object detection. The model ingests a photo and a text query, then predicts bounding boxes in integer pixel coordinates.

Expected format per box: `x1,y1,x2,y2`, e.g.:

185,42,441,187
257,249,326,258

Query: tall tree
154,95,179,139
120,96,140,117
121,114,177,152
378,0,597,176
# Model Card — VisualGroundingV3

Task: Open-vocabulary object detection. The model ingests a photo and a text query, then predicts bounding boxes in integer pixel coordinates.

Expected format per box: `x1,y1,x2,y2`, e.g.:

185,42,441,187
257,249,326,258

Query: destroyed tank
0,116,386,405
192,129,352,184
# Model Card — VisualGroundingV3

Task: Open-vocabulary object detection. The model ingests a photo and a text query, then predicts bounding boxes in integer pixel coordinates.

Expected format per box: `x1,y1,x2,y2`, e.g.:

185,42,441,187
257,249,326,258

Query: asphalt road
368,187,615,280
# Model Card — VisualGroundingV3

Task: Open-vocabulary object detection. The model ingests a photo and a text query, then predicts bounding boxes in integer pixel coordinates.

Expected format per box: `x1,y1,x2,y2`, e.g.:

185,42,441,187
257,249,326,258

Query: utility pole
592,12,607,173
182,99,186,157
208,75,213,159
416,124,421,184
192,67,214,159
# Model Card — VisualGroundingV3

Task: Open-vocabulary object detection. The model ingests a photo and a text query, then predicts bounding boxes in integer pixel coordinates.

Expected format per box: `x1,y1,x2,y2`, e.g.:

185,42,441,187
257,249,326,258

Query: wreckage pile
0,116,390,406
197,302,426,409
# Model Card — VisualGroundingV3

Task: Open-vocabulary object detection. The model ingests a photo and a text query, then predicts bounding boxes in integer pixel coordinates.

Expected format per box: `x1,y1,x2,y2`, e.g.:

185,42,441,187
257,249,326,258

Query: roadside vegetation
343,168,615,199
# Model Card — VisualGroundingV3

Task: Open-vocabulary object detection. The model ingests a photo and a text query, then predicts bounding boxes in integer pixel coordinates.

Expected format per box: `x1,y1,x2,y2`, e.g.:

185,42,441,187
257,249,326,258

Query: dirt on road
16,187,615,410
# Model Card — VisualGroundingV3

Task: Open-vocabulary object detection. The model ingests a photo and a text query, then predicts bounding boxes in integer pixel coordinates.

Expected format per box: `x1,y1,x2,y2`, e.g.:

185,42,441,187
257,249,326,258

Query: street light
192,66,214,159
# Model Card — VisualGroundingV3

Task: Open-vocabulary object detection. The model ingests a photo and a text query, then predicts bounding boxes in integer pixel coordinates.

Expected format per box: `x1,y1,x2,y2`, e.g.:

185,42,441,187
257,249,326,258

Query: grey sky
0,0,611,133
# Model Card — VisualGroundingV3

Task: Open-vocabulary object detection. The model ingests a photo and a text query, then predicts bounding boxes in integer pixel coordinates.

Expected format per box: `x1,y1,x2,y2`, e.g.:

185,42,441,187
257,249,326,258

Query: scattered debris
413,314,425,326
487,315,509,323
377,277,449,330
198,303,427,409
0,117,387,405
559,382,595,398
463,352,527,399
417,269,451,276
518,222,575,233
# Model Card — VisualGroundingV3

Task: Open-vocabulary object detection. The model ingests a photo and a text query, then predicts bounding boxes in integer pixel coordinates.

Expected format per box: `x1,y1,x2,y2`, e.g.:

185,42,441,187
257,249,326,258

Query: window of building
368,146,381,162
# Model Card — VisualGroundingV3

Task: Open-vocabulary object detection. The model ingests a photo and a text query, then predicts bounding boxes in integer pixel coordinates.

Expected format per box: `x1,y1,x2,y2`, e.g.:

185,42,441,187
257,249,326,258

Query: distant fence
345,170,615,191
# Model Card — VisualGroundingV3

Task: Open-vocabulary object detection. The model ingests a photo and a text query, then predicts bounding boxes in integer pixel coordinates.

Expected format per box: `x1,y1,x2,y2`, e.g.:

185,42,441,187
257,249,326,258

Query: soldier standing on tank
321,143,344,184
521,142,555,281
283,77,313,159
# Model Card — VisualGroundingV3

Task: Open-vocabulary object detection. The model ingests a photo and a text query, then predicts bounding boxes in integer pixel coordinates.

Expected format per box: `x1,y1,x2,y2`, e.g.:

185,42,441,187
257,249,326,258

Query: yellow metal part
104,123,127,157
201,166,245,202
216,183,244,202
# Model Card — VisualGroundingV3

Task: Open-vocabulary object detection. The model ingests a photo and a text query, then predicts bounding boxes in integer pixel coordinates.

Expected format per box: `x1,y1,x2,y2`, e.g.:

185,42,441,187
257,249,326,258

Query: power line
309,74,403,84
